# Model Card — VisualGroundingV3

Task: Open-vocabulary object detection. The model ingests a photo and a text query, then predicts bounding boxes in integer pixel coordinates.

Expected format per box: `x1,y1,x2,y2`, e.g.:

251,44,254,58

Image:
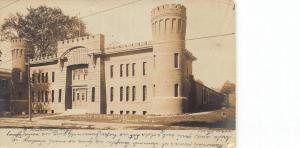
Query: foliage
220,80,236,95
0,6,89,56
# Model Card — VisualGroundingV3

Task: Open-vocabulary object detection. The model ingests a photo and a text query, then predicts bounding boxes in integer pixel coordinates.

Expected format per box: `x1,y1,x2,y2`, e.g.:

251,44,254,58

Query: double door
72,87,87,109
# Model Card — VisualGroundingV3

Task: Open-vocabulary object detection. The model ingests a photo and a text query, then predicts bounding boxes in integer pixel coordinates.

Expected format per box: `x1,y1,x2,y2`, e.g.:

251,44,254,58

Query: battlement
151,4,186,19
105,41,152,54
58,34,102,46
30,54,58,64
57,34,105,56
10,38,27,49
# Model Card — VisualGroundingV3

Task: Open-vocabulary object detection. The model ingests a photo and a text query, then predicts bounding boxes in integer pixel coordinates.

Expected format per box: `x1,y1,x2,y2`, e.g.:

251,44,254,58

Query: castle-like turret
11,39,27,71
10,38,29,113
151,4,187,114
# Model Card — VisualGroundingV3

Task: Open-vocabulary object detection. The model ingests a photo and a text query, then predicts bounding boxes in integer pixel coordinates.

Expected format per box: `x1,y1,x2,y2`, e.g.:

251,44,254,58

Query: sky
0,0,235,88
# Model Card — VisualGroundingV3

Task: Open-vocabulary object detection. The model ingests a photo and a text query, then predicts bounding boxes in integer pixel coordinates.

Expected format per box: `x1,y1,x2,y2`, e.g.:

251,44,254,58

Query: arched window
126,64,129,77
172,18,176,32
132,63,136,76
120,64,123,77
110,65,114,78
143,62,147,75
126,86,130,101
91,87,95,102
177,19,182,32
159,19,163,33
120,87,123,101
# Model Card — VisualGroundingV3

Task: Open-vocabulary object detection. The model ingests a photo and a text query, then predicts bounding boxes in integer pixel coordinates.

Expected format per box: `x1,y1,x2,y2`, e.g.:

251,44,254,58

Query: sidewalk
0,115,164,129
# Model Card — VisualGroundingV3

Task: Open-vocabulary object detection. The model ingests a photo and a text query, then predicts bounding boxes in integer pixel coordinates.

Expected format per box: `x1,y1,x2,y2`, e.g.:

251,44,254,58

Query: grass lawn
45,108,235,130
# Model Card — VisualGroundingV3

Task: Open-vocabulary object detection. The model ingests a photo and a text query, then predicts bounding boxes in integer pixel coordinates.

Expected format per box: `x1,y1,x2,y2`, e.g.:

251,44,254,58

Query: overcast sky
0,0,235,88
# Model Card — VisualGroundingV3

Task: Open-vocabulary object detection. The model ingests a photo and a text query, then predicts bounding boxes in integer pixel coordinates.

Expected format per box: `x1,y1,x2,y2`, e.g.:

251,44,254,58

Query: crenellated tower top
151,4,186,41
10,38,27,50
151,4,186,21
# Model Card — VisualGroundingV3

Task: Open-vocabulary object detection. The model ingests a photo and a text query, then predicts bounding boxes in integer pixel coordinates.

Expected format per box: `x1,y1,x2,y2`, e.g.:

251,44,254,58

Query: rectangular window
132,111,136,115
126,86,130,101
77,93,80,100
126,111,130,114
120,87,123,101
110,110,114,114
73,89,75,101
174,53,179,68
110,65,114,78
38,73,41,83
110,87,114,102
45,91,49,102
52,72,55,82
120,110,123,115
41,73,44,83
51,90,54,102
32,74,35,83
58,89,62,102
143,85,147,101
175,84,179,97
143,111,147,115
132,63,136,76
143,62,147,75
92,87,95,102
45,72,48,83
120,64,123,77
82,93,85,100
126,64,129,77
132,86,136,101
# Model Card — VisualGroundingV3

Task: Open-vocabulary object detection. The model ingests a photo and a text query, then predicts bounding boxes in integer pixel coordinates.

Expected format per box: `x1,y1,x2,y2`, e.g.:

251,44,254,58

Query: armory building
8,4,225,115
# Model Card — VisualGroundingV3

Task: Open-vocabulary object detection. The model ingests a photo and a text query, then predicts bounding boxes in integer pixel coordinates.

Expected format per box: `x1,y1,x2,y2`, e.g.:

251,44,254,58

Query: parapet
151,4,186,19
57,34,105,52
30,54,58,64
10,38,27,49
105,41,152,54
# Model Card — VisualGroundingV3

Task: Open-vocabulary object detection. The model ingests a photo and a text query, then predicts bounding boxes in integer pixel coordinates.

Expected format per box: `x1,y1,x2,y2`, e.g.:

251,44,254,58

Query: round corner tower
11,39,28,72
150,4,187,115
10,38,29,113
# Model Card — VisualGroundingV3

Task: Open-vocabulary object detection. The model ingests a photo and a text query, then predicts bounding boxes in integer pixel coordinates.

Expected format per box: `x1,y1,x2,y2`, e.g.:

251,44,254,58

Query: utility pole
27,55,32,121
77,12,81,37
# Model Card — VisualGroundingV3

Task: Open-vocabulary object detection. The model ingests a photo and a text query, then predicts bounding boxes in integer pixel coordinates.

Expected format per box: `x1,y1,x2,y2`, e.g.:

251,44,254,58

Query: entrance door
72,88,87,109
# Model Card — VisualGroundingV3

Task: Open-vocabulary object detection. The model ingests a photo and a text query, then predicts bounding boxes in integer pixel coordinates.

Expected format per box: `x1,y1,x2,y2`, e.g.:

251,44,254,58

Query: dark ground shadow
169,119,236,129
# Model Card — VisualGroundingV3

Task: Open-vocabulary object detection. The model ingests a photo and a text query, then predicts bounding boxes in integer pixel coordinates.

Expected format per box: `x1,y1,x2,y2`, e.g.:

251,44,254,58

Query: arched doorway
60,46,90,110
